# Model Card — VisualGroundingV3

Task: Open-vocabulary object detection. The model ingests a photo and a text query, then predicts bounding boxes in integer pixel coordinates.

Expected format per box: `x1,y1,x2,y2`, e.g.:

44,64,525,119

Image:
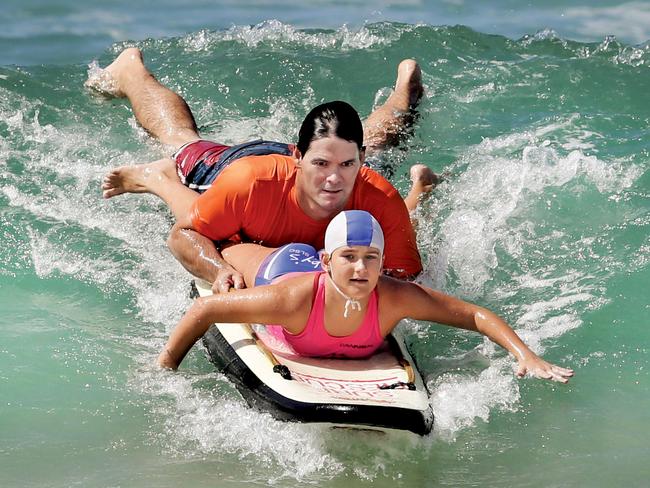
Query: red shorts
172,139,294,193
172,140,230,191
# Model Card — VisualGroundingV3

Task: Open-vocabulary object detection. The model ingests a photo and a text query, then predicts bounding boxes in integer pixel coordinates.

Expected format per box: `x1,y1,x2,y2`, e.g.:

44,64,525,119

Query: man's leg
87,47,200,148
405,164,438,213
101,157,198,221
363,59,437,208
363,59,424,151
90,48,203,216
96,51,434,212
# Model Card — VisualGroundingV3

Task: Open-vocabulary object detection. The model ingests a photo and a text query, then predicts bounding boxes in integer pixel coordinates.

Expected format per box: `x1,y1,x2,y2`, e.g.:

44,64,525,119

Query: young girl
158,211,573,383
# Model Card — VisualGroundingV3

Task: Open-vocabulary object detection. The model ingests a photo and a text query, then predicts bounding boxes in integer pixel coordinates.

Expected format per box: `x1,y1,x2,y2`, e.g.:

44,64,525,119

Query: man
89,48,435,292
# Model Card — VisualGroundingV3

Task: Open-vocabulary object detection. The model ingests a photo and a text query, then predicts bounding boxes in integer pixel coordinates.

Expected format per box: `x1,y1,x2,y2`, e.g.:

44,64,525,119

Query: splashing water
2,18,648,487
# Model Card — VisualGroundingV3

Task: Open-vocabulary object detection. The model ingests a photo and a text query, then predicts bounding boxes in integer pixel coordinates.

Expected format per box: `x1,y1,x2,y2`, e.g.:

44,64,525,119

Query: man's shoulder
211,154,296,199
352,167,411,227
355,166,400,198
229,153,296,180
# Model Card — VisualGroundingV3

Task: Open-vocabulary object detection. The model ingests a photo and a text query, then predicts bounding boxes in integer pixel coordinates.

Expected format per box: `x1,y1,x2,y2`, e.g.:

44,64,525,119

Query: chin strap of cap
327,274,361,318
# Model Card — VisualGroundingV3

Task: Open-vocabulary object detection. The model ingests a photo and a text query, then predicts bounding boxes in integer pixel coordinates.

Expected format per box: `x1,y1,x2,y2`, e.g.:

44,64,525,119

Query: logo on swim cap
324,210,384,255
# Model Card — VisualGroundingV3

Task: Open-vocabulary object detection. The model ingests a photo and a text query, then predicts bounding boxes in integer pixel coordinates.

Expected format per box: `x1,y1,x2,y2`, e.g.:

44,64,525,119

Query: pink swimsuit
270,272,384,358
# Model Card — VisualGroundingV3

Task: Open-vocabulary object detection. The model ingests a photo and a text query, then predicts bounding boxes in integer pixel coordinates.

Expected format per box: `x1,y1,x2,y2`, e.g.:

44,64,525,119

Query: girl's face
323,245,383,298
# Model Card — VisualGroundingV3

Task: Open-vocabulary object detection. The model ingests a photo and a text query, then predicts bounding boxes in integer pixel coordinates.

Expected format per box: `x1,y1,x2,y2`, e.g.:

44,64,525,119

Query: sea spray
1,19,648,487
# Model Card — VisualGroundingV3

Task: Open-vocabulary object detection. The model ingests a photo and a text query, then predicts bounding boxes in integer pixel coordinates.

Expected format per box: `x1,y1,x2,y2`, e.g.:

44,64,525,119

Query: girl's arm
384,281,574,383
158,277,312,369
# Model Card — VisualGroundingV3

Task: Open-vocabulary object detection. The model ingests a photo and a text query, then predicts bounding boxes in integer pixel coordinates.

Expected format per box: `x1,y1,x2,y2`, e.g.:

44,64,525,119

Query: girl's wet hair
297,101,364,155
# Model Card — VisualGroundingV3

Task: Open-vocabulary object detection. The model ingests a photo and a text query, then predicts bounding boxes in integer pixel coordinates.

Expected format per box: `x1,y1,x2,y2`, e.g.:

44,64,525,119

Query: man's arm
167,223,245,293
378,193,423,280
359,168,422,280
168,162,256,292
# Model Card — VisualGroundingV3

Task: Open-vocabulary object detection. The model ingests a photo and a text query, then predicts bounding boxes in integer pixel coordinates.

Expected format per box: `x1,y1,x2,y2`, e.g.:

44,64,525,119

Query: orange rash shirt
190,154,422,278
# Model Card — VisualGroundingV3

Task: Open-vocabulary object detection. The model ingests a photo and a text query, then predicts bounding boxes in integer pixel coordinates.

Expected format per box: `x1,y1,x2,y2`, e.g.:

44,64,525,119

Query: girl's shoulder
375,276,421,332
377,275,412,292
376,275,413,305
377,276,430,306
270,271,320,300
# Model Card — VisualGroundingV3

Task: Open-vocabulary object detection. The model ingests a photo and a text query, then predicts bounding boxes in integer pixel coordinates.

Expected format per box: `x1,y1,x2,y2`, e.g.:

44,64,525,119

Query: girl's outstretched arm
158,276,312,369
472,308,574,383
384,280,574,383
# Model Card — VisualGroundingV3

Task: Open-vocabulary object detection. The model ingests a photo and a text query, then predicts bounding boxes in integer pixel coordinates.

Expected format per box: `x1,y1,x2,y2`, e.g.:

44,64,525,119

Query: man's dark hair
297,101,364,155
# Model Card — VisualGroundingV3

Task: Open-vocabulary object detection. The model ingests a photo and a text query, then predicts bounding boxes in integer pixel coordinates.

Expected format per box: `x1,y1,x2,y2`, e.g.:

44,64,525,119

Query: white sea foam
520,28,568,48
28,228,115,286
180,20,413,52
430,359,519,440
425,117,641,294
455,82,499,103
134,367,344,481
200,95,310,145
0,94,191,326
417,117,641,439
132,358,428,481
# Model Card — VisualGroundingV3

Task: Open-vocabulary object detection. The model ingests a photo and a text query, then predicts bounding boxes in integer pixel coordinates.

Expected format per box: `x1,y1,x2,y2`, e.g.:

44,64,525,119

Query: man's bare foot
410,163,438,192
85,47,145,98
404,163,438,213
364,59,424,150
391,59,424,111
102,166,150,198
85,62,124,98
102,157,180,199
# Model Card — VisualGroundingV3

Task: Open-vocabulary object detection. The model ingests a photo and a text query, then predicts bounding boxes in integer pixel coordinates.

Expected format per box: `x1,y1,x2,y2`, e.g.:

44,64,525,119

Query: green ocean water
1,20,649,487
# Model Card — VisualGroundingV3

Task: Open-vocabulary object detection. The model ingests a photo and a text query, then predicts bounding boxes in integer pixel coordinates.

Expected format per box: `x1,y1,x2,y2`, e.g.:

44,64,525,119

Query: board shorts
254,243,321,286
173,139,295,193
172,139,393,193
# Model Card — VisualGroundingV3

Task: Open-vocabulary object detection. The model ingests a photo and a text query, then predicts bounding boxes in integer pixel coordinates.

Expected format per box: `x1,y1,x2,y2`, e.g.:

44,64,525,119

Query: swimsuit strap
326,273,362,318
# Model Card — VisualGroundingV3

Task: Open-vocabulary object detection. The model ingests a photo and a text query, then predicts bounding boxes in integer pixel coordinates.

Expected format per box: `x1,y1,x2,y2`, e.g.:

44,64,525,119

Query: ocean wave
518,27,650,66
1,21,647,473
410,114,642,438
423,118,642,297
429,360,520,440
134,366,344,481
156,20,420,53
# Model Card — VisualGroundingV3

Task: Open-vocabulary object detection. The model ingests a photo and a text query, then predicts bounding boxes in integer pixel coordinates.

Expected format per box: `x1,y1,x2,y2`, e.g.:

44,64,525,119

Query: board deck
195,279,434,435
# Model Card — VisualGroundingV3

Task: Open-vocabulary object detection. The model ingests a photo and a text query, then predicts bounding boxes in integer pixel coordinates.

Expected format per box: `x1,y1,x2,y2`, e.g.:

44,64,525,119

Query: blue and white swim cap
324,210,384,255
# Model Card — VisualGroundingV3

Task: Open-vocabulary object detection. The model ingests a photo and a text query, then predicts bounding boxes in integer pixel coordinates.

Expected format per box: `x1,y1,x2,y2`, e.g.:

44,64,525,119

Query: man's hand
168,224,246,292
211,264,246,294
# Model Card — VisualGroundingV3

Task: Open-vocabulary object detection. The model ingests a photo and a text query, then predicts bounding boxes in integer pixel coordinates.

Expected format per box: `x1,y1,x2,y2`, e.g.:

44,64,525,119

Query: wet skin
294,137,364,221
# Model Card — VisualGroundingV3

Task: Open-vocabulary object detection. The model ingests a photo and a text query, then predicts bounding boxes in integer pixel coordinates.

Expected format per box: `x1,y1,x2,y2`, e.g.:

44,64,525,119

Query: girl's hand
516,356,574,383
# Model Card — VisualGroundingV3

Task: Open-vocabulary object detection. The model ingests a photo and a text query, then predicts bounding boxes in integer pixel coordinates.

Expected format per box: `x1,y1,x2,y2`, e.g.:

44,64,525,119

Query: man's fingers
233,273,246,290
218,279,232,294
211,275,233,294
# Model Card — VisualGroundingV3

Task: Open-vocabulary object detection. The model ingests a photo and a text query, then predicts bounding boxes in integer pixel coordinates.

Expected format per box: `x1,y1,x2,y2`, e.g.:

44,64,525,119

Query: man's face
295,136,363,220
